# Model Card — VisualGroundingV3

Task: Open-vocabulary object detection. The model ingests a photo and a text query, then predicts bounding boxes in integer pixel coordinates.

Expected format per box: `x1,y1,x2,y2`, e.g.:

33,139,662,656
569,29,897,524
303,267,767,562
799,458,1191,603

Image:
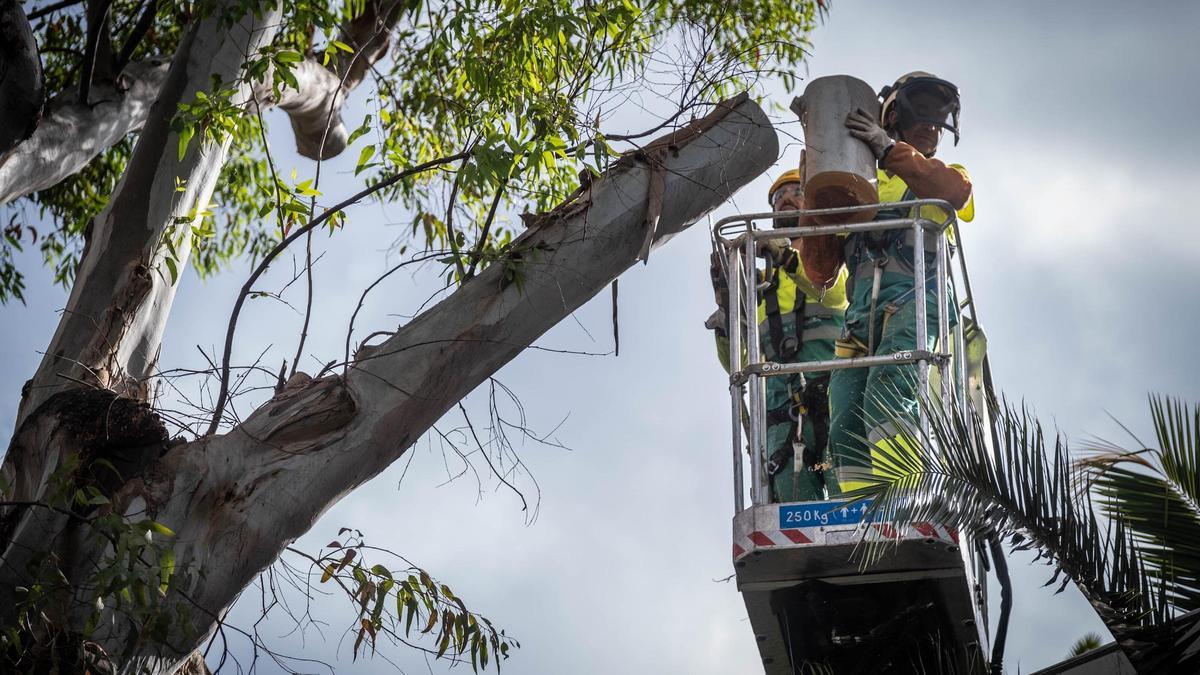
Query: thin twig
287,229,315,380
26,0,84,21
342,250,445,371
205,151,469,436
463,178,508,280
114,0,156,73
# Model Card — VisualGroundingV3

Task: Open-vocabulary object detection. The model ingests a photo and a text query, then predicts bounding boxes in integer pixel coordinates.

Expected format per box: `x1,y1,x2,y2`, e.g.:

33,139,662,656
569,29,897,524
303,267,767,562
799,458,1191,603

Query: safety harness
841,187,952,357
760,258,836,499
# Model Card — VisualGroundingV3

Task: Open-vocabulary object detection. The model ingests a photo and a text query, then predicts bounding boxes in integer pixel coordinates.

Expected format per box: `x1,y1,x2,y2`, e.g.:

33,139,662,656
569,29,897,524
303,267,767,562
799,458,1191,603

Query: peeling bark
76,97,775,674
0,0,408,203
14,4,285,427
0,59,169,205
2,13,777,664
269,59,349,159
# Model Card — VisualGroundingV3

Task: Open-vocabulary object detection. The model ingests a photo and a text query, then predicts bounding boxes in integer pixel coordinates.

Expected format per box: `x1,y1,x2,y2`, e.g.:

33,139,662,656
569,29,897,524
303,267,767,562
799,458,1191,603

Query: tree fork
3,92,777,673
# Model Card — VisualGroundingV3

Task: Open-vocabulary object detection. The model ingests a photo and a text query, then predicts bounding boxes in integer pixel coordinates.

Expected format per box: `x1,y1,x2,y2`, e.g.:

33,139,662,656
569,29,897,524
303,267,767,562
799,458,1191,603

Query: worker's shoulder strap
763,269,787,359
791,276,807,345
765,267,819,360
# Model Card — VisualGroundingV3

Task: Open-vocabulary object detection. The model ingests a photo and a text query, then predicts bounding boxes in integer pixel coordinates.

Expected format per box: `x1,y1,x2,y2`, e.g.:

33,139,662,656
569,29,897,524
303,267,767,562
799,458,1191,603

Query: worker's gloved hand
757,237,792,262
845,108,894,160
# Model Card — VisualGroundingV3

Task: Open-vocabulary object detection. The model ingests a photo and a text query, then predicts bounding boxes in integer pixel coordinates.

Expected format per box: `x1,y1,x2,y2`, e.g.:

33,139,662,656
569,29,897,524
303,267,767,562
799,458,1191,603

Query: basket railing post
743,224,767,505
727,240,745,513
913,217,930,438
936,227,952,419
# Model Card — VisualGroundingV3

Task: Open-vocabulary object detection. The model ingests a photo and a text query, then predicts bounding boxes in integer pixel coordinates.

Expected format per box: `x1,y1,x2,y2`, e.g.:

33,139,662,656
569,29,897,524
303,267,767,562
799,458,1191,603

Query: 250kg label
778,500,874,528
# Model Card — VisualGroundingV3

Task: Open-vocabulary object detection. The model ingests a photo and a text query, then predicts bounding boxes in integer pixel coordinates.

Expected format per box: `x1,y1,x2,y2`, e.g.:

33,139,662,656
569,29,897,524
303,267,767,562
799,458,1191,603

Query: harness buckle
780,335,799,358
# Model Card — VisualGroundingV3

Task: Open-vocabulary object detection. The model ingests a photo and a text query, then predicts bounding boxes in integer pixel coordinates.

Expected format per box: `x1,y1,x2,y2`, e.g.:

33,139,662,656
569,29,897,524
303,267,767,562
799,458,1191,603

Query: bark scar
257,376,357,446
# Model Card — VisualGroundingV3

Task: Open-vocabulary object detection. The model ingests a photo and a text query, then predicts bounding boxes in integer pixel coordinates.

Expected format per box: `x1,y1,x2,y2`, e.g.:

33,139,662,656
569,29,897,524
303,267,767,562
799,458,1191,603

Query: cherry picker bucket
712,201,991,673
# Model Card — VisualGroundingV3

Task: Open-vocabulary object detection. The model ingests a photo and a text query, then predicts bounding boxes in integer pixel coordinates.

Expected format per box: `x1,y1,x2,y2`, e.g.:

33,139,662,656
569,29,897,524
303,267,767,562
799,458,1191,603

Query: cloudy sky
3,1,1198,673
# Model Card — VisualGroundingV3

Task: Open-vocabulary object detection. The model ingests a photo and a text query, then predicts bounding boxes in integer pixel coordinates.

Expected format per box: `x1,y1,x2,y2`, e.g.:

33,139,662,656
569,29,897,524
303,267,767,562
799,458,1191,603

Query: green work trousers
761,314,840,502
765,373,831,502
827,287,941,495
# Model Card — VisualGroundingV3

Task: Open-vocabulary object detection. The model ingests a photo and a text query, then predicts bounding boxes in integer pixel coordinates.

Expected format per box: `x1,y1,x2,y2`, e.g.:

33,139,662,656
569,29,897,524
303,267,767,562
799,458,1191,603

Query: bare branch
78,0,114,105
206,150,471,435
25,0,84,21
114,0,157,73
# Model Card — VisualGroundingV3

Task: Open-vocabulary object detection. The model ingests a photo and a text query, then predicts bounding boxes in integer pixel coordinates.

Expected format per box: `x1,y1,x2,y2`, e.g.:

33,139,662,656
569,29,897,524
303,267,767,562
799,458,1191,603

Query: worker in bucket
827,71,976,494
707,169,849,502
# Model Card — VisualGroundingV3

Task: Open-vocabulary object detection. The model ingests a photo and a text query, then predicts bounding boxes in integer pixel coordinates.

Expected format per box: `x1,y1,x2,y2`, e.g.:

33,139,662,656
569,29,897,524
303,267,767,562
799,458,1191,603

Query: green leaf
355,145,376,176
276,50,303,64
177,126,195,161
278,65,299,90
347,114,374,145
159,548,176,590
404,598,418,635
144,520,176,537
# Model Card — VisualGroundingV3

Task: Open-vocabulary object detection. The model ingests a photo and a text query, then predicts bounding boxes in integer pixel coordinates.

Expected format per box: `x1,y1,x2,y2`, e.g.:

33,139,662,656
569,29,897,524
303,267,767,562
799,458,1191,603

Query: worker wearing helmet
826,72,976,494
708,169,849,502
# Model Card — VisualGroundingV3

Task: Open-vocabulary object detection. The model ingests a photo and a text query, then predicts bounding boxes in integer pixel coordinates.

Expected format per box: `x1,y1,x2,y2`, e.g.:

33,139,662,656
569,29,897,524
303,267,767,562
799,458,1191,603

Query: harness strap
763,273,786,359
866,258,885,356
802,378,830,479
790,276,808,351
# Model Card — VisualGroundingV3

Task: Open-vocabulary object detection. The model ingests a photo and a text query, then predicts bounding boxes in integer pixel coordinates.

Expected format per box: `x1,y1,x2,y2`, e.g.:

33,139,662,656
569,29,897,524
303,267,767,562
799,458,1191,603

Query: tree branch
25,0,84,21
0,58,168,205
114,0,157,74
78,0,114,105
0,0,45,156
268,0,408,160
1,95,774,673
335,0,406,92
205,150,471,435
5,0,286,508
1,0,407,203
464,179,508,280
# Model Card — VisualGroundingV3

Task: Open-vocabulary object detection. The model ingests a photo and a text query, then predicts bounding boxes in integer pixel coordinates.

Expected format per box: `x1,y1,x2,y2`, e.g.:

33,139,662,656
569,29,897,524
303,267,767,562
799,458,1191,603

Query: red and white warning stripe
733,521,958,561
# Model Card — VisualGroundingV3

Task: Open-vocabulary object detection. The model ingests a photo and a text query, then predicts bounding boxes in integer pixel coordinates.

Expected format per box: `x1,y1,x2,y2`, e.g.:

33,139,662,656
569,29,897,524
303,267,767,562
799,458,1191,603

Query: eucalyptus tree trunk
0,26,778,664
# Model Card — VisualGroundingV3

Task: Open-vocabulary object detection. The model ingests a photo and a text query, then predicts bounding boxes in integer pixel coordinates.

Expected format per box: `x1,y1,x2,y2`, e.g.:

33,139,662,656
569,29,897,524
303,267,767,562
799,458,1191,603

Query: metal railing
712,199,968,512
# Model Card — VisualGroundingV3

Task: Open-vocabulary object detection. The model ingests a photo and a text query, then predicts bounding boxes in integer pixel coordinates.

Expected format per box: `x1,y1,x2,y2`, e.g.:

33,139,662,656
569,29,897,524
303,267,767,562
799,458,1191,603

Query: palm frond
1149,395,1200,510
1067,632,1104,657
1080,396,1200,613
843,386,1168,641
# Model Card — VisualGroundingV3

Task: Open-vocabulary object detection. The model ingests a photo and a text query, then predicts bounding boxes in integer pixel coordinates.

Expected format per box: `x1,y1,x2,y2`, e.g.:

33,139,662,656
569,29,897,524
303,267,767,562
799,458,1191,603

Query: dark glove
845,108,894,160
758,238,800,275
758,237,798,263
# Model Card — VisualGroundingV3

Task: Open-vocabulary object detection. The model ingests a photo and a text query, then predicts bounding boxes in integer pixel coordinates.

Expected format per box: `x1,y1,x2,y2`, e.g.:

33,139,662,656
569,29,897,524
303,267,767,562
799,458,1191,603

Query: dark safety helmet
879,71,961,146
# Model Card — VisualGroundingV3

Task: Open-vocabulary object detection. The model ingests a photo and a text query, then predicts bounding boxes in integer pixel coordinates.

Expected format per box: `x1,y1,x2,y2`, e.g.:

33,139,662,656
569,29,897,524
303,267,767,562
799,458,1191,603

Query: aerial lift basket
712,200,993,674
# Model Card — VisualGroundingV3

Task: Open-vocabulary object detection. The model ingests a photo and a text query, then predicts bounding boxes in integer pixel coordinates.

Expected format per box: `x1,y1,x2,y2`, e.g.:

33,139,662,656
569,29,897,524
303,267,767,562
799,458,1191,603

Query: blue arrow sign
779,500,876,529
